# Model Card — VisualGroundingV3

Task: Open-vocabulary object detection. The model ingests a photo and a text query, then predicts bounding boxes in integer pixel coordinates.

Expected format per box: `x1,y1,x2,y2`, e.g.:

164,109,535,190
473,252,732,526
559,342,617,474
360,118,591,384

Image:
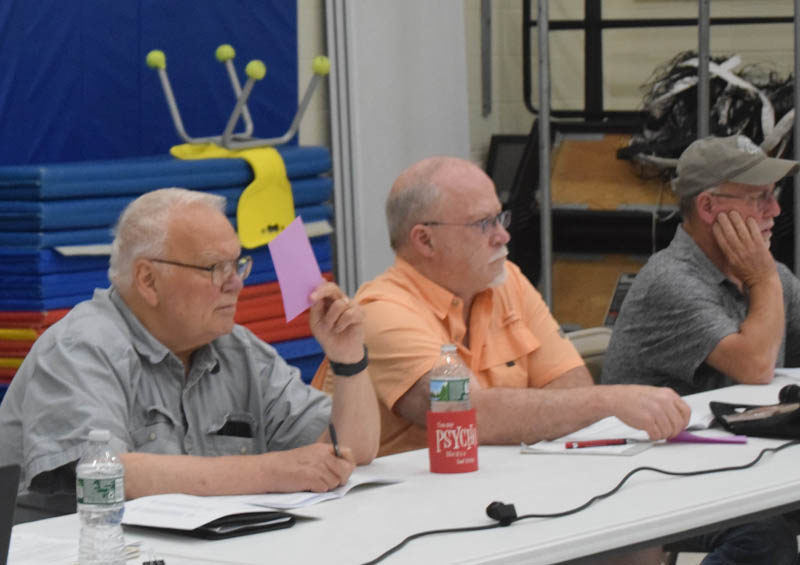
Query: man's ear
408,224,436,258
694,192,716,225
133,258,160,307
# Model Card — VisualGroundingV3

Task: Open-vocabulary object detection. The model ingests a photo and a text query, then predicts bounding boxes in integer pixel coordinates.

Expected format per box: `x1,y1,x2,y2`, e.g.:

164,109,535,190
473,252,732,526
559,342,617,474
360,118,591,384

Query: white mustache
489,246,509,263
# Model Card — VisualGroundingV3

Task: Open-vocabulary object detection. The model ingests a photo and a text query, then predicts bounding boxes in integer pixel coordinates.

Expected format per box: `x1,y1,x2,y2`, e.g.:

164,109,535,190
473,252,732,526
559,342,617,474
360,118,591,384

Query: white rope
679,57,775,137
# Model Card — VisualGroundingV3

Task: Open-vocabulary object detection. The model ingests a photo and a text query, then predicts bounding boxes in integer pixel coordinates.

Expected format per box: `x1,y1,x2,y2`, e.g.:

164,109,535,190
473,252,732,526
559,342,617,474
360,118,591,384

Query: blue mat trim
0,204,332,248
0,177,332,231
0,146,331,199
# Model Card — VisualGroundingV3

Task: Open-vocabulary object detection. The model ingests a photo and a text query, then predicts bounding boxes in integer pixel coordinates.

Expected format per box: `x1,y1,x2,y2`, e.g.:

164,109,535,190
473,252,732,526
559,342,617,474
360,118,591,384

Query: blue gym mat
0,248,110,275
0,204,332,248
272,336,324,384
0,146,331,199
0,236,332,309
0,177,332,231
0,229,333,275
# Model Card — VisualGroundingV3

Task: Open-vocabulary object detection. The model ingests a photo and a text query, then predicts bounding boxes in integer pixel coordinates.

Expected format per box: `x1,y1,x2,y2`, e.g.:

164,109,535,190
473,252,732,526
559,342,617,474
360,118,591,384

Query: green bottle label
430,378,470,402
76,477,124,505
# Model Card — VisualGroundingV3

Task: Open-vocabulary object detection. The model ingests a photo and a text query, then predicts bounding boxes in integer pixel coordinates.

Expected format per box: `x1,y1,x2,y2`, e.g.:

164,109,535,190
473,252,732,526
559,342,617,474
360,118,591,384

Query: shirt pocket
484,358,530,388
131,405,182,455
205,412,258,456
479,319,540,388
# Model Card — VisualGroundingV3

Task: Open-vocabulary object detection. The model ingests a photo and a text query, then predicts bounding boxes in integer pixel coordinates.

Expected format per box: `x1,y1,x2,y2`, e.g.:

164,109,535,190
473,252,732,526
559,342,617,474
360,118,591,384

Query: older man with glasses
312,156,690,459
603,135,800,395
600,135,800,565
0,188,379,504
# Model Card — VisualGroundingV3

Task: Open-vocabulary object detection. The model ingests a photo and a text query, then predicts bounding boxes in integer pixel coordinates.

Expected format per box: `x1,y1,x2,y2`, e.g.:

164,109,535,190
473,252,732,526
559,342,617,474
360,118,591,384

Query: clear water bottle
429,344,472,412
76,429,126,565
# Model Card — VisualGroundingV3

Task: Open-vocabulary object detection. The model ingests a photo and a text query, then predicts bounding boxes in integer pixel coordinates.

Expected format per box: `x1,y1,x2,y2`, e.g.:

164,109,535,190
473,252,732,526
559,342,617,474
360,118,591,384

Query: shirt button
240,446,248,454
149,432,156,441
452,298,459,306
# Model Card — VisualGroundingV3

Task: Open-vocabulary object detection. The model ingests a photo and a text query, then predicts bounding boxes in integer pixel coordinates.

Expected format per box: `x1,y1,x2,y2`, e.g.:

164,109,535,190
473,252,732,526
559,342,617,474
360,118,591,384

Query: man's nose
766,193,781,218
221,271,245,293
494,223,511,246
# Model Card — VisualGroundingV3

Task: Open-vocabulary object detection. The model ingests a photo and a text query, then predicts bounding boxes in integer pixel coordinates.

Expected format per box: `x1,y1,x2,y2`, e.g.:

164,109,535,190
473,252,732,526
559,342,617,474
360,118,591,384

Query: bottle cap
87,429,111,442
440,344,457,353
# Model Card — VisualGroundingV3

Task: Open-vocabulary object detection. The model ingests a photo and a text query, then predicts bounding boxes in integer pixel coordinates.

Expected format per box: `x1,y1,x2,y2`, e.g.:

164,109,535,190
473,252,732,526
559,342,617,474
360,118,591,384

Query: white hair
108,188,227,289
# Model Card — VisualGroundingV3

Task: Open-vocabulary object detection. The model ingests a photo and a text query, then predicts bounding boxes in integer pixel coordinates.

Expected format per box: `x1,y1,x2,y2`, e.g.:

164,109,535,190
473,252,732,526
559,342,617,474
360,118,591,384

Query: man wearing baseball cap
602,134,800,562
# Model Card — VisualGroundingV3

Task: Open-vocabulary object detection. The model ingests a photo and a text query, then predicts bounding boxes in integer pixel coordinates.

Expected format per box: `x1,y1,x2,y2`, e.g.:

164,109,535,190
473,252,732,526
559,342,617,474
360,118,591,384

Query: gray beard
488,263,507,288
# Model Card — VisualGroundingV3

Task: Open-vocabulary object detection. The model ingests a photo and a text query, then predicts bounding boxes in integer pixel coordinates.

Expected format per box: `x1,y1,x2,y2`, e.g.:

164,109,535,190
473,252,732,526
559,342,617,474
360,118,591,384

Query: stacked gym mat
0,145,334,402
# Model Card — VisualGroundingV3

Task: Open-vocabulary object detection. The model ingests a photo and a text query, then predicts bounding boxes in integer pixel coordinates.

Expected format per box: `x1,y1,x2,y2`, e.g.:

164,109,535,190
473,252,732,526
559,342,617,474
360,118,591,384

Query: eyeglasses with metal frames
150,255,253,286
421,210,512,234
708,186,782,210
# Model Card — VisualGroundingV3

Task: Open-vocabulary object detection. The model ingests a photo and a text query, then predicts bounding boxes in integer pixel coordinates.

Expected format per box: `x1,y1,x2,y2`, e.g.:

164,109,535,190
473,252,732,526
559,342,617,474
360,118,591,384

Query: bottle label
77,477,124,505
426,409,479,473
430,377,470,403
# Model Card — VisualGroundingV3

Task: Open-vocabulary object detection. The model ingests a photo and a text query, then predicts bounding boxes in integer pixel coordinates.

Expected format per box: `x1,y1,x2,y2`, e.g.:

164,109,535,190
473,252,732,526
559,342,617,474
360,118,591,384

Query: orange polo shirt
311,258,584,456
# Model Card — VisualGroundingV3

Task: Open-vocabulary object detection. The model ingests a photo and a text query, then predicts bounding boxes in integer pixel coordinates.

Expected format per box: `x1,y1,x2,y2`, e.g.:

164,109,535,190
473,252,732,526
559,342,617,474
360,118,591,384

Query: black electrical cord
361,440,800,565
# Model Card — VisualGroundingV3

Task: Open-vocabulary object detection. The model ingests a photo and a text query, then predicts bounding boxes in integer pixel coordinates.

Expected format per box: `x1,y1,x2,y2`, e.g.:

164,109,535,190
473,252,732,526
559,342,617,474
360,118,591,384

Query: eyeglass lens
212,257,252,286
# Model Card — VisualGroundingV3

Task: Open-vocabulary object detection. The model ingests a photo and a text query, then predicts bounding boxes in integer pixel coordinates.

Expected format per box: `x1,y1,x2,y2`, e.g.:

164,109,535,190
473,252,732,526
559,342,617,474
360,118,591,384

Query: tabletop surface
11,373,800,565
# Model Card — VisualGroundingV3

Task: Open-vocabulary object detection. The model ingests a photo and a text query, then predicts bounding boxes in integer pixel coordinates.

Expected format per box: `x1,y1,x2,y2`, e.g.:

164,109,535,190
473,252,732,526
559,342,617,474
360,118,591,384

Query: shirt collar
107,286,219,372
107,287,169,364
392,257,466,319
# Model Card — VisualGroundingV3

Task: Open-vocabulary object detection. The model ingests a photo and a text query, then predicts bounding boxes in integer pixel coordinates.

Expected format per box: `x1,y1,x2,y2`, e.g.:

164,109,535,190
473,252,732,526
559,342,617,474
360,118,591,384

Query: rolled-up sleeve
18,330,133,488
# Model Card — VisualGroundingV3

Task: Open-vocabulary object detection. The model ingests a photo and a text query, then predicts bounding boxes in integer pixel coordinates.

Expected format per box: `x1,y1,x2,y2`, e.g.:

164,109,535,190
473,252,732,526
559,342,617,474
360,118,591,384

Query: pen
329,422,342,458
565,438,628,449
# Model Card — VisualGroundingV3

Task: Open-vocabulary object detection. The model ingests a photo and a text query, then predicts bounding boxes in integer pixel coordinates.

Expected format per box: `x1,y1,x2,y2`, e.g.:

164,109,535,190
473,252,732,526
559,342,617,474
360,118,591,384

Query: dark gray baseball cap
672,135,799,198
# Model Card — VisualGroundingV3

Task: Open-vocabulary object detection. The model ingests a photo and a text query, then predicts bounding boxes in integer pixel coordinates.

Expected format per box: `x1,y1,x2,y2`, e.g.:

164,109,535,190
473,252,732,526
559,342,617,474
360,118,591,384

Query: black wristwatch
329,345,369,377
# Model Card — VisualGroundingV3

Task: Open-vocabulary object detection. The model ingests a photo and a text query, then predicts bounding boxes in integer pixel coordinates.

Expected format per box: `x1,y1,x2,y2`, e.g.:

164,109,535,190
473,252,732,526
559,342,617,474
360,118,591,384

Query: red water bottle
426,344,479,473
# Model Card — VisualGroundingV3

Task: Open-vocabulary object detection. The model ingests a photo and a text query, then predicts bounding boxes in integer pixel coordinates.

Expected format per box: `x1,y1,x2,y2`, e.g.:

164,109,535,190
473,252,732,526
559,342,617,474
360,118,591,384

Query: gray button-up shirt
602,226,800,395
0,288,331,490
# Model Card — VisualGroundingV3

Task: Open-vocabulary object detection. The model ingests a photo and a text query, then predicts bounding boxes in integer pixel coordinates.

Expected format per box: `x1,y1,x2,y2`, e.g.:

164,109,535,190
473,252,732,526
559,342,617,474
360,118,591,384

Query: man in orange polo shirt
313,156,690,456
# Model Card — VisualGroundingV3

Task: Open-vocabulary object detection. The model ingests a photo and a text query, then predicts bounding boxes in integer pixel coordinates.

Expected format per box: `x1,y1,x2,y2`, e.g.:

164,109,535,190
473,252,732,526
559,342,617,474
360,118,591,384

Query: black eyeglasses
421,210,511,234
709,186,782,211
150,255,253,286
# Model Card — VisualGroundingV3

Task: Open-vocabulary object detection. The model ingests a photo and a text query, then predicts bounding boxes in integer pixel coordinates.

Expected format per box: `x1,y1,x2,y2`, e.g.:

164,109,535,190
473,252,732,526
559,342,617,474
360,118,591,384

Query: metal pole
538,0,552,307
481,0,492,117
794,0,800,275
697,0,710,138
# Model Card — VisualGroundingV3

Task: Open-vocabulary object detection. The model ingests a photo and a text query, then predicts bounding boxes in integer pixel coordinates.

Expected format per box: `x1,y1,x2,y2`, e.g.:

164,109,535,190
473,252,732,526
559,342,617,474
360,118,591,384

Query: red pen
565,438,628,449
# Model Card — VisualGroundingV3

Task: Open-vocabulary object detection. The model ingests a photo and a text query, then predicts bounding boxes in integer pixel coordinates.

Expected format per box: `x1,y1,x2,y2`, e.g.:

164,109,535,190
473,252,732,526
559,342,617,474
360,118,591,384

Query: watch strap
329,345,369,377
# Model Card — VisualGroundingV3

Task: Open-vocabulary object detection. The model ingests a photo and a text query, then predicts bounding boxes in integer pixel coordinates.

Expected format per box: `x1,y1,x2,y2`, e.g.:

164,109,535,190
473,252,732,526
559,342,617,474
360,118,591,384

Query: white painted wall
324,0,471,292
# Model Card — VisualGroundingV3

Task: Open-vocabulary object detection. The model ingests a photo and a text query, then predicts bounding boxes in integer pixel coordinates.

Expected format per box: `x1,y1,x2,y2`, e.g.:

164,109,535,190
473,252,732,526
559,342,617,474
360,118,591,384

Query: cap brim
730,157,800,186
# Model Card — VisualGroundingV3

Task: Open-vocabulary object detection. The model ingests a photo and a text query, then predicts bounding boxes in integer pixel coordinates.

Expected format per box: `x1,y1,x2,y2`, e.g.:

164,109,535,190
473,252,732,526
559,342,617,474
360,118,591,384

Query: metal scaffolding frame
529,0,800,307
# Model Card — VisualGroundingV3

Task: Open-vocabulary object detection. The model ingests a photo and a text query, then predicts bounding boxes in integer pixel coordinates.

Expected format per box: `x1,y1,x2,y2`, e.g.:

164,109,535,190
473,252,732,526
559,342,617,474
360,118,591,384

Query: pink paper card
667,430,747,444
268,217,323,322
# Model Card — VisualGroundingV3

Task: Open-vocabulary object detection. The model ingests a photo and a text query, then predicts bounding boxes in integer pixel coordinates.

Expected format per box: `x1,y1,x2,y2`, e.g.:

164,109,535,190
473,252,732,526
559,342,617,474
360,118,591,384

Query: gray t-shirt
602,226,800,395
0,287,331,490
